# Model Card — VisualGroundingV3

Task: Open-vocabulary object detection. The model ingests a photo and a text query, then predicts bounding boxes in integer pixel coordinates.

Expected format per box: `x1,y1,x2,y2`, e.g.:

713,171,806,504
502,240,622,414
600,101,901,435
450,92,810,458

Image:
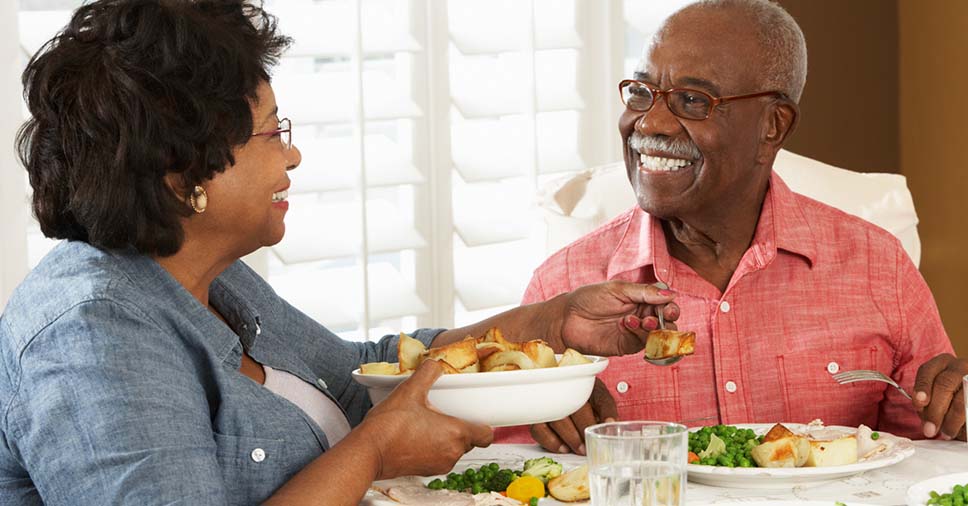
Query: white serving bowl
906,472,968,506
351,355,609,427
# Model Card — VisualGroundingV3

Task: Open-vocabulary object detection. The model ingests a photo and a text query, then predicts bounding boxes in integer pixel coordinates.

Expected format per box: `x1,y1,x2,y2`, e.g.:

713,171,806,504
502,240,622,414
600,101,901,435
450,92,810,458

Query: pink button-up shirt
497,173,951,442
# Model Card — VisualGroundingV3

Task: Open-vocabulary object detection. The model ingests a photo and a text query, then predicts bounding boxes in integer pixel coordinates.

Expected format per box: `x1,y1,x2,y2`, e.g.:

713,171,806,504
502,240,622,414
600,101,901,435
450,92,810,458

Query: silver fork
832,370,912,400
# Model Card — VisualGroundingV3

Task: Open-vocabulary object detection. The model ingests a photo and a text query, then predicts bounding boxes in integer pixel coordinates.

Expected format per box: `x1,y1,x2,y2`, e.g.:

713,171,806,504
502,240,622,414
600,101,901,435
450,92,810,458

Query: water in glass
586,421,687,506
589,460,684,506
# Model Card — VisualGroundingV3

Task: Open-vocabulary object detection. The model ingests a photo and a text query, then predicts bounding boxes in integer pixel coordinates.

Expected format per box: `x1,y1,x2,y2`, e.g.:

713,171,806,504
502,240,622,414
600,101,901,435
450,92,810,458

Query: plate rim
686,422,915,478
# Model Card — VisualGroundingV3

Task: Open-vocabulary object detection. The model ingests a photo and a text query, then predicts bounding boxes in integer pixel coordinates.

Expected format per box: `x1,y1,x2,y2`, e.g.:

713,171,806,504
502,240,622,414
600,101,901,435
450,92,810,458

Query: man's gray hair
674,0,808,103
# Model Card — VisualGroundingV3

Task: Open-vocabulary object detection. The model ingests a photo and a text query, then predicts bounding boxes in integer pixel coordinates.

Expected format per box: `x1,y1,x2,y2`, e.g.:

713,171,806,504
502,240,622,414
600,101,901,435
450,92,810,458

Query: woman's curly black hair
16,0,291,256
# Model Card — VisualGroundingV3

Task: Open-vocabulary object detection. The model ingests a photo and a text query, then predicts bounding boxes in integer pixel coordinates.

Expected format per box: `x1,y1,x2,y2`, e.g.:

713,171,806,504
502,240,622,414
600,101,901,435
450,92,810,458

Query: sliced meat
372,477,476,506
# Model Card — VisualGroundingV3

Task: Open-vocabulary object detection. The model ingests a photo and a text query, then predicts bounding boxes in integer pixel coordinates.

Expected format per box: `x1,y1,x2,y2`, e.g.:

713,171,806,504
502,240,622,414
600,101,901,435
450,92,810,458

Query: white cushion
538,149,921,266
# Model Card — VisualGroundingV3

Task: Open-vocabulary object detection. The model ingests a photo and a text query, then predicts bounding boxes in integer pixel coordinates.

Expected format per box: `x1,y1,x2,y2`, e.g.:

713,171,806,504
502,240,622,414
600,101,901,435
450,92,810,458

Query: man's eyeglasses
619,80,786,121
251,117,292,150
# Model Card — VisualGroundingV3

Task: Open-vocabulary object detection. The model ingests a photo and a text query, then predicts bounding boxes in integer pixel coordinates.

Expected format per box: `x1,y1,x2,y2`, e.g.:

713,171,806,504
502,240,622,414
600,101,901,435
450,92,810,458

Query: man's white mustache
629,133,701,160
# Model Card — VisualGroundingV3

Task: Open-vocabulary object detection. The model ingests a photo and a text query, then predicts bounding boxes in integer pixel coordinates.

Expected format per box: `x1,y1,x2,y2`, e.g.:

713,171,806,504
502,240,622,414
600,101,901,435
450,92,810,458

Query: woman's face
192,81,301,257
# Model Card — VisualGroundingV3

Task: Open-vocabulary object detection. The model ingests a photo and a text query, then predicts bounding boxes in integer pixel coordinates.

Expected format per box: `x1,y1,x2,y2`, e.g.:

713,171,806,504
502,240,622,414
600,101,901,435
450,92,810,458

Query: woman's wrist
346,419,387,481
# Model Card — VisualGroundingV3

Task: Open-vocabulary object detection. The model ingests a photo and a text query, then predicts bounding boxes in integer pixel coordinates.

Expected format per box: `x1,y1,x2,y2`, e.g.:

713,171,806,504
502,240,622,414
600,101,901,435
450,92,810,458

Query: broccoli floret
486,469,518,492
521,457,563,484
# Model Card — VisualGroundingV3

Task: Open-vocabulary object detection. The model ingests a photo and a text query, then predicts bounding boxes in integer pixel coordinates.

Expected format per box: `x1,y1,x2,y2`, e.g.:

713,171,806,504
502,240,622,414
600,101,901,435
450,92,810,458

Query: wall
777,0,900,174
899,1,968,356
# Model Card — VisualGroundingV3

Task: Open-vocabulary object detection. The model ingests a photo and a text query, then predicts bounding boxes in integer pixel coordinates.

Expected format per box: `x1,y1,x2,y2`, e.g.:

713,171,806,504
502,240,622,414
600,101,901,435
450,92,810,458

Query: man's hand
555,280,680,357
530,379,616,455
913,353,968,440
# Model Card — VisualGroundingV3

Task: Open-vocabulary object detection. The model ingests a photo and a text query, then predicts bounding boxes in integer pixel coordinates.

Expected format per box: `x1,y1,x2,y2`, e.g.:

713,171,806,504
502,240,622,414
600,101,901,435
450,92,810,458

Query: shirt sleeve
5,300,230,505
521,271,549,305
878,246,954,439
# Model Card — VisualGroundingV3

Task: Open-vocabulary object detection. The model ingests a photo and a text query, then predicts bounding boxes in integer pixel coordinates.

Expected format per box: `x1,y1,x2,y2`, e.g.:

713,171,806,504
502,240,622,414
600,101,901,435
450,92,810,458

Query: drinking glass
585,421,688,506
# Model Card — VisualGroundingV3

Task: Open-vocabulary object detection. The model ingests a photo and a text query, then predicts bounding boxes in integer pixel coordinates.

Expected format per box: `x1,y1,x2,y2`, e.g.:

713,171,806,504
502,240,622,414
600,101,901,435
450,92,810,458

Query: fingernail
940,431,954,441
916,391,928,403
642,317,658,330
625,315,640,328
924,421,937,438
577,444,586,455
605,417,616,423
658,289,676,296
557,445,568,454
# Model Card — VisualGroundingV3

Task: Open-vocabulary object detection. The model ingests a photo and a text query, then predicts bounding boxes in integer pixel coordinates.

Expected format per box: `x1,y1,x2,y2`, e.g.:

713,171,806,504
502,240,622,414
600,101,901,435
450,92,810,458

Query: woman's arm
9,300,490,506
8,301,230,505
265,361,492,506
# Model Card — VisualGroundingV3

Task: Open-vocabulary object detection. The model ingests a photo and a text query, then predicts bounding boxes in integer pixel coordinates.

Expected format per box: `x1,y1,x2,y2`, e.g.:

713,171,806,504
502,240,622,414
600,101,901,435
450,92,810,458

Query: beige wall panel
899,0,968,356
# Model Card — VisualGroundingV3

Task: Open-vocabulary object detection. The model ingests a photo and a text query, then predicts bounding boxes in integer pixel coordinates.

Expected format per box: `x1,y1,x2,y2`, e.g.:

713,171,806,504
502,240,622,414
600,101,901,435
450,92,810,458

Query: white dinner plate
686,423,915,489
906,471,968,506
352,355,608,427
362,461,589,505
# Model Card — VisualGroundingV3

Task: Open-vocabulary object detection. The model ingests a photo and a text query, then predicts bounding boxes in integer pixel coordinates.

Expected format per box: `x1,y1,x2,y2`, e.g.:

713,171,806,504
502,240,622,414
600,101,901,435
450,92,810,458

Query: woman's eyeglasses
251,117,292,150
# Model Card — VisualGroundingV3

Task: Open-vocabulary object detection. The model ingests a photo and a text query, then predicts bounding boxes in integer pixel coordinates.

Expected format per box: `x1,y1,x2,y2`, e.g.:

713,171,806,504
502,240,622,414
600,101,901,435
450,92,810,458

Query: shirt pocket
213,432,287,504
775,346,886,426
604,356,683,421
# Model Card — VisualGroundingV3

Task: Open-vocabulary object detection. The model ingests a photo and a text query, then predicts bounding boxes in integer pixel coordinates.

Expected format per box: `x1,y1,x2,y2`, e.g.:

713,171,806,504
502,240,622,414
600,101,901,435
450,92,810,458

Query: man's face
620,9,775,220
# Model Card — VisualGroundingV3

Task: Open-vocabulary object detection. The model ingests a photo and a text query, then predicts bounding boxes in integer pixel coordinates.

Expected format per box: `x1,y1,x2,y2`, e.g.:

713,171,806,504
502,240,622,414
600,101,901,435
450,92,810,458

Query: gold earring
189,185,208,214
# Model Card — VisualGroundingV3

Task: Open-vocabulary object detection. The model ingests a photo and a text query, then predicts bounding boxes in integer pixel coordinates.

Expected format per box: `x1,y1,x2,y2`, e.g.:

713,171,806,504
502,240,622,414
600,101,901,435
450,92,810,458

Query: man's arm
880,247,956,439
430,280,677,358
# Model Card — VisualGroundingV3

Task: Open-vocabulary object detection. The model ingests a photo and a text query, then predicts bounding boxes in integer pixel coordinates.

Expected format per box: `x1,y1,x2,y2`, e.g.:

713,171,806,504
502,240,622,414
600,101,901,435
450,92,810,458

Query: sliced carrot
688,451,700,464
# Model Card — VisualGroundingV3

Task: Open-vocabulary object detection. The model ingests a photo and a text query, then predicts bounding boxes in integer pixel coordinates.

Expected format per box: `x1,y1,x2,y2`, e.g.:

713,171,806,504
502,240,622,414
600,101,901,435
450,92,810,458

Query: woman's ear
163,173,187,198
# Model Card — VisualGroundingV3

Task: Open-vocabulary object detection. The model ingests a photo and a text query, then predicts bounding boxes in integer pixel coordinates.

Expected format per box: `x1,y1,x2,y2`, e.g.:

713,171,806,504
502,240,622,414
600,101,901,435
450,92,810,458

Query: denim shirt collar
111,249,261,368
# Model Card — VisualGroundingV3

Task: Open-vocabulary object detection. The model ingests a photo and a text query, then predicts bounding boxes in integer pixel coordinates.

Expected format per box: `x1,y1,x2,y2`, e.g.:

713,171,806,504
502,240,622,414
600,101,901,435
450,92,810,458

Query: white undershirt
262,365,351,446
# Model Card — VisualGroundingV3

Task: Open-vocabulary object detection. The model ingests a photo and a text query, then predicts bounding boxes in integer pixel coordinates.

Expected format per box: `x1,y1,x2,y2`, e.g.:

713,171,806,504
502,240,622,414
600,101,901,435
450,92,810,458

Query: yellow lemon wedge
506,475,545,503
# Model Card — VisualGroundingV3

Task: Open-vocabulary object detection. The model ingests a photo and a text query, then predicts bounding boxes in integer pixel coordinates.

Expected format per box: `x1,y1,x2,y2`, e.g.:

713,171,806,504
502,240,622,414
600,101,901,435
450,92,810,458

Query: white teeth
271,189,288,202
638,155,693,172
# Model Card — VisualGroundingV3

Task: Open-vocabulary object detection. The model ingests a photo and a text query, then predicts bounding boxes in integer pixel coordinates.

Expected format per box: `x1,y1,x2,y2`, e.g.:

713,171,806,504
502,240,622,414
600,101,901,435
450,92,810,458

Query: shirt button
251,448,266,463
826,362,840,374
719,301,731,313
616,381,629,394
316,378,328,390
724,381,737,393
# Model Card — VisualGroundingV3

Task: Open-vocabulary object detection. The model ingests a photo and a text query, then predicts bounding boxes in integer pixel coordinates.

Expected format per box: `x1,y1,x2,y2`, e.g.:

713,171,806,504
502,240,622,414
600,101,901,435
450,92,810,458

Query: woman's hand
360,360,494,479
554,281,679,356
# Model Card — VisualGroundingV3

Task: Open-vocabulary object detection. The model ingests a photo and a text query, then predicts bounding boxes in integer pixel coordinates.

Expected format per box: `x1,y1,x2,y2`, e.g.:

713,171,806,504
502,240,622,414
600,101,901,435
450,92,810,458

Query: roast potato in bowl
352,354,609,427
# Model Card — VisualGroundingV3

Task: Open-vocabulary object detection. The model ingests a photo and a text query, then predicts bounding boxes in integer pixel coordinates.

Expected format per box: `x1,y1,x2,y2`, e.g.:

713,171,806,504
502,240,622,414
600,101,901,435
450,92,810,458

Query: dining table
361,440,968,505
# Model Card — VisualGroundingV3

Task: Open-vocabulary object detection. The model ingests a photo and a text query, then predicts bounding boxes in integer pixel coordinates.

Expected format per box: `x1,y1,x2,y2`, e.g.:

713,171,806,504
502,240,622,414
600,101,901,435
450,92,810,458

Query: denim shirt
0,241,443,505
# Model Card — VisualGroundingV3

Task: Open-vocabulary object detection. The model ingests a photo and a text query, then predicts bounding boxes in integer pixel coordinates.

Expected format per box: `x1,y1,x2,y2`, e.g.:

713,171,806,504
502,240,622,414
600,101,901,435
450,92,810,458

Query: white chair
537,149,921,266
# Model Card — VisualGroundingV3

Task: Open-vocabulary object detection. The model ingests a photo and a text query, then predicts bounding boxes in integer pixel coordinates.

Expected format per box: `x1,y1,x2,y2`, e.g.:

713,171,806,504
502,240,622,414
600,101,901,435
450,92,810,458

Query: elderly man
496,0,963,453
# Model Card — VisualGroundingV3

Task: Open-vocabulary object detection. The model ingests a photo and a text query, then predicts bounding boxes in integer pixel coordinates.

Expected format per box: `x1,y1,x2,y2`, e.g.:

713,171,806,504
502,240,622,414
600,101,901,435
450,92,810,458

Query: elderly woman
0,1,677,505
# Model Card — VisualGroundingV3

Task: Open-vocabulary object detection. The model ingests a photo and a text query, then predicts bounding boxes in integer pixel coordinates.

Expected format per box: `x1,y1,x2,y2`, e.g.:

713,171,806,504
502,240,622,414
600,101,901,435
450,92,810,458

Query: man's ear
758,99,799,163
764,99,799,147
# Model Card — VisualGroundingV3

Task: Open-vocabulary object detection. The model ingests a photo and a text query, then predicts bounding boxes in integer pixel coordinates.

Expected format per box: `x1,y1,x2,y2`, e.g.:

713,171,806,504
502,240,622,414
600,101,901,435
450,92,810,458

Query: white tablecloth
362,441,968,505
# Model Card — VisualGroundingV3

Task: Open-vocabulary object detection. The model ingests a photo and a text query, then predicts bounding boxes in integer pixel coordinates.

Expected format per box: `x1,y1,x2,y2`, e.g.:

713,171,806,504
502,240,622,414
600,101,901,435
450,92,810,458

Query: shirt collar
606,171,817,281
111,250,261,363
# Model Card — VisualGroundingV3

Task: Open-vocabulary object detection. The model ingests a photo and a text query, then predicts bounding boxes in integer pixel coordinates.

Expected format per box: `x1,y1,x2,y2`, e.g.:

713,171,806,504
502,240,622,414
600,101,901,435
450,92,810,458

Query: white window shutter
9,0,640,340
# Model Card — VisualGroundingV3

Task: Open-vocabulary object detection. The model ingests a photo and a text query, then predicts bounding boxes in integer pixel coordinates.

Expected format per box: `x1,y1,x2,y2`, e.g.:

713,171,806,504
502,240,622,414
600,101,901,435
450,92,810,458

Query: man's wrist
539,292,569,352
